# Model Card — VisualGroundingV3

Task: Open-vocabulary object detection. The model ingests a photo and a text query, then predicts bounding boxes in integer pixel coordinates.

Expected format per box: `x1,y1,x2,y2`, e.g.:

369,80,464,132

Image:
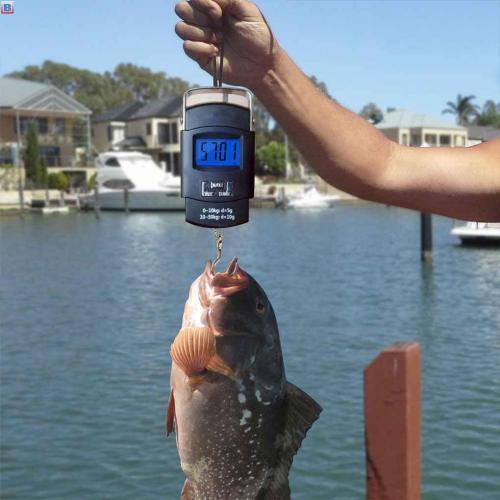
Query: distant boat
284,186,339,209
451,222,500,246
81,152,184,211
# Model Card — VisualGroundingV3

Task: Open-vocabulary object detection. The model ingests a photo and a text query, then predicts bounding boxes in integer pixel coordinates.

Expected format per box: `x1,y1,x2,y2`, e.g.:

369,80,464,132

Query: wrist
248,47,289,96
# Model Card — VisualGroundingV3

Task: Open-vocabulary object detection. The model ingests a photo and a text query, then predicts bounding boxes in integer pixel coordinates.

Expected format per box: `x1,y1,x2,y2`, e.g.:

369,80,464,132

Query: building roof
92,100,144,123
0,77,91,115
92,95,183,123
376,109,465,130
128,95,183,120
467,125,500,142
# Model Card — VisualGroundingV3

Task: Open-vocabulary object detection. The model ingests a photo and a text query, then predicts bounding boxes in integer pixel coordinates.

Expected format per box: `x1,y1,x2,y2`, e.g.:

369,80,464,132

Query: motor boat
451,222,500,246
284,186,339,209
81,152,184,211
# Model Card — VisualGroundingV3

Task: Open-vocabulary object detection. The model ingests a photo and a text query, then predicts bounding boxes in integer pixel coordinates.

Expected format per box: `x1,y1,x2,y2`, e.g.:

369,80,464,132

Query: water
1,205,499,499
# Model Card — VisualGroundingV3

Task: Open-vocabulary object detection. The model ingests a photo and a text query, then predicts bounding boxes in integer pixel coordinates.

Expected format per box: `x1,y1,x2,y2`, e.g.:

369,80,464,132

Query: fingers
183,40,218,73
175,1,222,28
175,21,219,43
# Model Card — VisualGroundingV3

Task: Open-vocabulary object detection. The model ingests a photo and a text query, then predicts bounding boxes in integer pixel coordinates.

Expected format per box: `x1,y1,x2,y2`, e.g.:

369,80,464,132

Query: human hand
175,0,280,90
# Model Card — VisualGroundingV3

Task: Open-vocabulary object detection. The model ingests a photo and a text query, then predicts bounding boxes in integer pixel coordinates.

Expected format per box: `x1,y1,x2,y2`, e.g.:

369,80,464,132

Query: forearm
251,49,395,201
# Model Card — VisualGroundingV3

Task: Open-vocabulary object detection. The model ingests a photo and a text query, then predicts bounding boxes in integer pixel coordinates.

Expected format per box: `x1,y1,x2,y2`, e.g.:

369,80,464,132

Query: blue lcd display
195,138,240,167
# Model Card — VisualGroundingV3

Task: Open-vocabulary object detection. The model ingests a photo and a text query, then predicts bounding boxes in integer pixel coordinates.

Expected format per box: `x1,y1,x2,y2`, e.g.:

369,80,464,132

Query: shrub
47,172,69,191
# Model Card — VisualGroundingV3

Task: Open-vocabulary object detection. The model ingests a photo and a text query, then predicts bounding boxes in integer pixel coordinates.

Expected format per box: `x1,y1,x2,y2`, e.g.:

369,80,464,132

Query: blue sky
1,0,498,120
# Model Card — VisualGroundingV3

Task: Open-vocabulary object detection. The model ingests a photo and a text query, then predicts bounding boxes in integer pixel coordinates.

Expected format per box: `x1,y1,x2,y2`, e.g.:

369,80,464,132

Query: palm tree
442,94,479,126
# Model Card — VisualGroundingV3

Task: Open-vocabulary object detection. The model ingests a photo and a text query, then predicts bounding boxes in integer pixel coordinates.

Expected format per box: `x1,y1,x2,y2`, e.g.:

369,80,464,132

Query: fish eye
256,301,266,314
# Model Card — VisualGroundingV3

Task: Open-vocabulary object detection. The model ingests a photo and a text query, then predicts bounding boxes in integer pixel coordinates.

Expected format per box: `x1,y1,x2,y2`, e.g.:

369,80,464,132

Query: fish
167,258,322,500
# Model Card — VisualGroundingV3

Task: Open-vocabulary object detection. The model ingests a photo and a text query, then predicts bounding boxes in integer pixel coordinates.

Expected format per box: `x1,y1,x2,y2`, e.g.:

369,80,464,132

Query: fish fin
268,382,322,494
180,479,195,499
171,327,215,377
166,389,175,436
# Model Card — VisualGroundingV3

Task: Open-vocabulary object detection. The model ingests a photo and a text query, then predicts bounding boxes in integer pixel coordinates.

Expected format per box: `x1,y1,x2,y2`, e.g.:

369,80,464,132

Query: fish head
180,258,283,380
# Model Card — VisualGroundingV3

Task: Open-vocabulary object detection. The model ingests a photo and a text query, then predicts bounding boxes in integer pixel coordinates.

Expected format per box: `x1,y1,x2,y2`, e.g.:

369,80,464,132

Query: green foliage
360,102,384,124
256,141,286,177
87,172,97,191
473,100,500,128
23,123,47,188
47,172,69,191
442,94,479,126
9,60,191,115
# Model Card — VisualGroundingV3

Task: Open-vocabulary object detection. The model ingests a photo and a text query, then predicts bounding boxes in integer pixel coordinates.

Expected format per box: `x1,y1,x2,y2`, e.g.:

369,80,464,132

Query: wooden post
420,213,432,261
94,181,100,219
364,342,421,500
124,187,129,213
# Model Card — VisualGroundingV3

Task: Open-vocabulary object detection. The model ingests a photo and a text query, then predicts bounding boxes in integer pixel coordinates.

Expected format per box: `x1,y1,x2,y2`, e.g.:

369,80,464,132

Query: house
0,77,93,186
92,95,183,175
376,109,467,147
467,125,500,147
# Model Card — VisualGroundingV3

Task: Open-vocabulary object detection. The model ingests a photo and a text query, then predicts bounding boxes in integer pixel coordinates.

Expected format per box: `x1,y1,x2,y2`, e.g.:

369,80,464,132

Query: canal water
1,205,499,499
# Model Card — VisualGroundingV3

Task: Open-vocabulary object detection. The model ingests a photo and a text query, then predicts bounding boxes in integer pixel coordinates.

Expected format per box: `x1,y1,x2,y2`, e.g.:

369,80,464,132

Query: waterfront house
0,77,93,186
376,109,467,147
92,96,183,175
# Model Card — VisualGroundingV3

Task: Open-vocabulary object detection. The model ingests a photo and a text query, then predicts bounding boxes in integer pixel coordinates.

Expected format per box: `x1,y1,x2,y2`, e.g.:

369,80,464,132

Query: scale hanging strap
212,35,224,87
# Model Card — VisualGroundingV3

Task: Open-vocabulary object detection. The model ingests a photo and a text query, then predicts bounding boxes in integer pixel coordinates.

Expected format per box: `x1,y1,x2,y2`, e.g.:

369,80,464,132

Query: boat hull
451,226,500,246
81,190,185,211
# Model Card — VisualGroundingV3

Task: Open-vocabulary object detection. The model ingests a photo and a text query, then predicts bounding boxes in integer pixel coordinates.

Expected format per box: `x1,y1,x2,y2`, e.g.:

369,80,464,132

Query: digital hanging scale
181,87,255,228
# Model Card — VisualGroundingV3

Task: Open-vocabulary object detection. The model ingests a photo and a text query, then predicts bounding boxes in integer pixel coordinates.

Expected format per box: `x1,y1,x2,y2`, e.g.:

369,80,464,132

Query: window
107,125,113,142
171,122,178,144
102,179,135,190
39,146,60,167
19,117,48,134
158,123,170,144
54,118,65,134
104,157,120,167
146,123,152,136
439,135,451,147
36,118,48,134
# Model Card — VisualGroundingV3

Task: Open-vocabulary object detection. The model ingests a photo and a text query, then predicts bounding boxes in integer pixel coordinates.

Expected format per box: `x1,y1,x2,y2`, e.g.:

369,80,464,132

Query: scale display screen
195,138,240,167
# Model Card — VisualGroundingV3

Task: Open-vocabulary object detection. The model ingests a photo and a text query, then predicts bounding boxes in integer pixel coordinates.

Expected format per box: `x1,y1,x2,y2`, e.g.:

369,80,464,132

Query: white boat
451,222,500,245
81,152,184,211
284,186,339,209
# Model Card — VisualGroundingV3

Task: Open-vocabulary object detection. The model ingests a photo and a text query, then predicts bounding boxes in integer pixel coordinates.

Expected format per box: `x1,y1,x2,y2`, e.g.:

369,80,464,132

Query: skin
175,0,500,222
170,260,293,499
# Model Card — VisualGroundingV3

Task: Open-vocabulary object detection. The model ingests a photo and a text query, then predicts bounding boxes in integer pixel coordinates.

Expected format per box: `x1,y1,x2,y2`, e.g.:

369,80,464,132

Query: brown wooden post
364,342,421,500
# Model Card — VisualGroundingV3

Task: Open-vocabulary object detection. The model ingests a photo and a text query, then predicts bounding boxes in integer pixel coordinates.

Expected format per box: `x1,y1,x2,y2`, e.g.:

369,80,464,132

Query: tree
256,141,286,177
23,123,46,188
474,100,500,128
47,172,69,191
360,103,384,124
442,94,479,126
8,60,191,115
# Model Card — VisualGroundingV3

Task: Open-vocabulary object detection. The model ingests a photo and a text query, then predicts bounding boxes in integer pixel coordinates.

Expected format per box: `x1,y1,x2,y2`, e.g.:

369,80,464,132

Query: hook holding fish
212,229,224,271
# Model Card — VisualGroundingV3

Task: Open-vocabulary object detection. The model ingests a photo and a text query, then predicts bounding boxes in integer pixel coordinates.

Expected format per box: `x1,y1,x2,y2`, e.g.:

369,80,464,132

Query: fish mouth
199,258,249,337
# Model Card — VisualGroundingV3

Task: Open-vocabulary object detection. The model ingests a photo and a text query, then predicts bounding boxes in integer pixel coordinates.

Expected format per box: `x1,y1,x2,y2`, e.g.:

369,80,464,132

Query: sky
1,0,499,120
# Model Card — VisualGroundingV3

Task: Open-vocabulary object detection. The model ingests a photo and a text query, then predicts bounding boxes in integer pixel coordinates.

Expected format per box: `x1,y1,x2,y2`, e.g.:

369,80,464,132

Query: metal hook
212,229,224,271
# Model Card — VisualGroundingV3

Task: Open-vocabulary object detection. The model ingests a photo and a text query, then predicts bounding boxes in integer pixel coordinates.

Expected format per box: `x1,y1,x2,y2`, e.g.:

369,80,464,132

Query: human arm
175,0,500,221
